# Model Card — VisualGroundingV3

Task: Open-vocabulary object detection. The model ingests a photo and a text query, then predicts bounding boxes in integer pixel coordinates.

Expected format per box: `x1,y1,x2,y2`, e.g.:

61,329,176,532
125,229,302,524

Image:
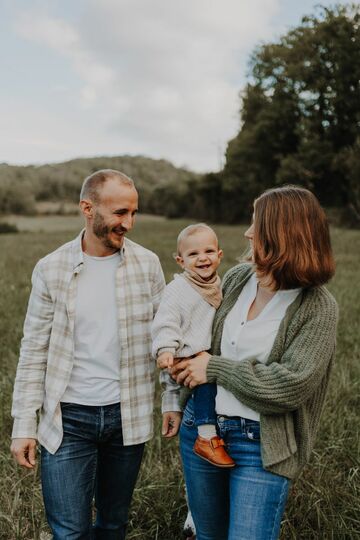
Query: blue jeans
41,402,145,540
193,383,217,426
180,399,290,540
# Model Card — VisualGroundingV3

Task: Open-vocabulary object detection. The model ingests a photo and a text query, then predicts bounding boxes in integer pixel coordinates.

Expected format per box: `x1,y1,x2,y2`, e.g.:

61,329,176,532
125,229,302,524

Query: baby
152,223,234,468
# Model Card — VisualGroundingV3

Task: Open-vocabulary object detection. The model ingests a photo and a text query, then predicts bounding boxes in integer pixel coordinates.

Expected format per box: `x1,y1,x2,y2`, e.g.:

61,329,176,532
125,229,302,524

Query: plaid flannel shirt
11,230,165,453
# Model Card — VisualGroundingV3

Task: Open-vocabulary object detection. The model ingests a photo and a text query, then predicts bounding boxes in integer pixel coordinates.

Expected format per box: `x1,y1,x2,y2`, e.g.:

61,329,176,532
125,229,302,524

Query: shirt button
241,321,245,326
231,341,235,345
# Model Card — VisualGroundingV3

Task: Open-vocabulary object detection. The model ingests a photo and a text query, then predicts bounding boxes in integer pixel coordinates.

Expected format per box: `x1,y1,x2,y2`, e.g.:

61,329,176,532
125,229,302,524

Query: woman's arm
173,293,338,415
160,365,182,438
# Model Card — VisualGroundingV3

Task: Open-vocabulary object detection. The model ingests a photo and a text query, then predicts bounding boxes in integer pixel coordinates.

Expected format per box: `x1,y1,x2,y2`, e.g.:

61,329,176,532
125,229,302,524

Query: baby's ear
175,254,184,268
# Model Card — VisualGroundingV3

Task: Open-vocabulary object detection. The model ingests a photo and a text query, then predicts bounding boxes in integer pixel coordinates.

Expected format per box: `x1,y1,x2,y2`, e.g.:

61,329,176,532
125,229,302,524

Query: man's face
91,179,138,251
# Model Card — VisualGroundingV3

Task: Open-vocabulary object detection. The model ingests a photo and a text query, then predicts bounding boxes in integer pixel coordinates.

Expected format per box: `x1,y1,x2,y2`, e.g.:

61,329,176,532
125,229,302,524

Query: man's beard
93,211,126,250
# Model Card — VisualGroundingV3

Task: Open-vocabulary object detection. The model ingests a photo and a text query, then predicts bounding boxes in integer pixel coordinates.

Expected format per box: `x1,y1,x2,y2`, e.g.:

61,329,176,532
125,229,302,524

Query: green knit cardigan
181,264,338,480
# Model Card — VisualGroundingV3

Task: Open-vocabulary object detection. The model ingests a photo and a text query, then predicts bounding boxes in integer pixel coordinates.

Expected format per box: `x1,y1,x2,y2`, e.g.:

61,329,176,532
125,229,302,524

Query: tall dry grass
0,218,359,539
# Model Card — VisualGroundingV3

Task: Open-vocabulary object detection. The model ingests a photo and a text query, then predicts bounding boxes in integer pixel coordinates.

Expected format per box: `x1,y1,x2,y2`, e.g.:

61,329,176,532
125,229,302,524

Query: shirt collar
72,229,126,273
253,272,301,295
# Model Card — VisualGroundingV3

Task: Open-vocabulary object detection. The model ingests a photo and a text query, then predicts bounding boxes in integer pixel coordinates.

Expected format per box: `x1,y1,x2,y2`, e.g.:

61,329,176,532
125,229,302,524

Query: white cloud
80,86,97,108
11,0,282,171
15,12,79,52
15,11,117,100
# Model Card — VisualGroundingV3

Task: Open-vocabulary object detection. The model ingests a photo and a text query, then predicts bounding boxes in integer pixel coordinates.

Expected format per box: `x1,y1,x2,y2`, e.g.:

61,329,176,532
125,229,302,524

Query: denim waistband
216,414,260,429
60,401,120,411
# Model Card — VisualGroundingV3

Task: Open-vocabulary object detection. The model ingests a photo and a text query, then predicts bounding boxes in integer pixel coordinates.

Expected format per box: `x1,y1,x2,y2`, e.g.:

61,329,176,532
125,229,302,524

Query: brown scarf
181,270,223,308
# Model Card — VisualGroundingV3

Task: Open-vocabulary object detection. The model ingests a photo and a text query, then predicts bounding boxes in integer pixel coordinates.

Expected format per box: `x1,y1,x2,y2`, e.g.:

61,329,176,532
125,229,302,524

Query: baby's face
176,229,223,281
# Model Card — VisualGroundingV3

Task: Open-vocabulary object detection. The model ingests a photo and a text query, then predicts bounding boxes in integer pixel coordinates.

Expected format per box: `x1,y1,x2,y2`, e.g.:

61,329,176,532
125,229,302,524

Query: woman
171,186,338,540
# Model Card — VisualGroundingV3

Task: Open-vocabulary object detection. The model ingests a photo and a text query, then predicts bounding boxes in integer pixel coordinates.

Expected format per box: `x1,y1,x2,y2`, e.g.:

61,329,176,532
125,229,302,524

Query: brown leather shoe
193,435,235,468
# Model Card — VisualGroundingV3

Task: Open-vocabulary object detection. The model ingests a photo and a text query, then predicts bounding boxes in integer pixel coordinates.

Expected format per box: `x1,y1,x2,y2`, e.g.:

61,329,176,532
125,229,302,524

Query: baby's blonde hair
176,223,218,255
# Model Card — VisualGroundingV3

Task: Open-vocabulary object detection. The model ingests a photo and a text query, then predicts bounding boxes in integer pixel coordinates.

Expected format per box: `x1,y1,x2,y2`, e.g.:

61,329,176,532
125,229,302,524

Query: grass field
0,215,359,539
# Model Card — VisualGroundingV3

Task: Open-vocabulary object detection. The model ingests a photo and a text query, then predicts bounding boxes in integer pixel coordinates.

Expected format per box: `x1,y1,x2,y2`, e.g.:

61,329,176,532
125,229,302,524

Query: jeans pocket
246,422,261,441
182,403,195,427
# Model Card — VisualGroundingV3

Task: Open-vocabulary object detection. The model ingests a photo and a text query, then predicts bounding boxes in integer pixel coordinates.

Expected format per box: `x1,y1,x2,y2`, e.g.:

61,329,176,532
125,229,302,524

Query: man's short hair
177,223,218,255
80,169,135,203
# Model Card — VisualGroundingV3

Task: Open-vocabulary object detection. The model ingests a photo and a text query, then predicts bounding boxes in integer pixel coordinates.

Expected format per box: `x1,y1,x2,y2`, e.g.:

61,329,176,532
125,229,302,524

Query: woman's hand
170,351,211,388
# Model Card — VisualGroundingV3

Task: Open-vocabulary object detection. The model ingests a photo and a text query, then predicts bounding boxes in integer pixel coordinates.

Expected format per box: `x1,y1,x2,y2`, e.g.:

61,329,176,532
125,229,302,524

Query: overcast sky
0,0,349,172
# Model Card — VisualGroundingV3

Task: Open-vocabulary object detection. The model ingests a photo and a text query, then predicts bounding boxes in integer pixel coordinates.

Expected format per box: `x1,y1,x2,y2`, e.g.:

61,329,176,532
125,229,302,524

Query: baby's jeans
193,382,217,426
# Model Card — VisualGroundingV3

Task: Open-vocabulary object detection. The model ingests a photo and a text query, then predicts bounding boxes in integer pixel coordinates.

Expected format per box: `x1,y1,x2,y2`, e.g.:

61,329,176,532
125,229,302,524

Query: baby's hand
157,351,174,369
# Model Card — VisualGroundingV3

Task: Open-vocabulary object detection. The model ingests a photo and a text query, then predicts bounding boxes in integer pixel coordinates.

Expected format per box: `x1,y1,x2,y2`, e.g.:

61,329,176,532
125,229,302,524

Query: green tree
213,4,360,223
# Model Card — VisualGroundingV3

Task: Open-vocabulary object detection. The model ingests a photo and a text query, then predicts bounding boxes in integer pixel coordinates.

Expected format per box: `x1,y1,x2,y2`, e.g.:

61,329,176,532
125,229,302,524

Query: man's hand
171,351,211,388
157,351,175,369
162,411,182,438
10,438,37,469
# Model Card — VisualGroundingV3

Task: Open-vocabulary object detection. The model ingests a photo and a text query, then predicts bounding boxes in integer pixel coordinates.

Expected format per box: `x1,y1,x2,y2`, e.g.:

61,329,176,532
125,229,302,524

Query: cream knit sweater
152,273,217,413
151,274,215,358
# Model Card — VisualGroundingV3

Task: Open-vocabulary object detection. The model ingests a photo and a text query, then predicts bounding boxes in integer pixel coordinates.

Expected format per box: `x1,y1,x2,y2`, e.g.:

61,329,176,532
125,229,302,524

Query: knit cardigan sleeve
207,286,338,415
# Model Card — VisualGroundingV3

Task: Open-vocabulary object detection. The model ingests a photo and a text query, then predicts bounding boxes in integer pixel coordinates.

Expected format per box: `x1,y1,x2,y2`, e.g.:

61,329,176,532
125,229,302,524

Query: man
10,169,165,539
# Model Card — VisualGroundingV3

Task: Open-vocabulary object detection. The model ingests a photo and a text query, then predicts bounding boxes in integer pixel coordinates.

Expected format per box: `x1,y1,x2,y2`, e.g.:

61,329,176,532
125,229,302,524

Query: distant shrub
326,206,360,229
0,181,37,215
0,222,19,234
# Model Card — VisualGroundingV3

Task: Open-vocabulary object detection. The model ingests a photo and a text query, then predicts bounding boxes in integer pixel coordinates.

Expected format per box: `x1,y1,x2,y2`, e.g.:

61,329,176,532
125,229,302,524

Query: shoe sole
193,449,236,468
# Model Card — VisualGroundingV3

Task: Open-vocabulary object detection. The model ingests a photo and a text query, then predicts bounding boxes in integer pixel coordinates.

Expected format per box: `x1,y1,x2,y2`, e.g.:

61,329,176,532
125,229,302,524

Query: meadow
0,215,359,539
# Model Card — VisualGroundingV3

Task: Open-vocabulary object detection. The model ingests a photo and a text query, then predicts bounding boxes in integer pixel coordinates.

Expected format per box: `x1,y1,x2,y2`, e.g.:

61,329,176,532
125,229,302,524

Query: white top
151,274,215,358
216,273,301,421
61,251,122,405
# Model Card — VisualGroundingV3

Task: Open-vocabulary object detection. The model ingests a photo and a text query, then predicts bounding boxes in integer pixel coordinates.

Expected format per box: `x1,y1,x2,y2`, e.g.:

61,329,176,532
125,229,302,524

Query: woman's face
244,215,255,253
244,216,255,263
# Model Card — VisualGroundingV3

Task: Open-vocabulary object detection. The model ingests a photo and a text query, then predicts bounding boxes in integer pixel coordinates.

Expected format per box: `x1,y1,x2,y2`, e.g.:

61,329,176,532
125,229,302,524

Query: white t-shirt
216,273,301,421
61,251,122,406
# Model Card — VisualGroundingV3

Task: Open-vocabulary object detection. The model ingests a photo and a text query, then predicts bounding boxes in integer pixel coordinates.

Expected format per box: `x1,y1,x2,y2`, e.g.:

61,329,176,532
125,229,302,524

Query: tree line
157,4,360,226
1,4,359,226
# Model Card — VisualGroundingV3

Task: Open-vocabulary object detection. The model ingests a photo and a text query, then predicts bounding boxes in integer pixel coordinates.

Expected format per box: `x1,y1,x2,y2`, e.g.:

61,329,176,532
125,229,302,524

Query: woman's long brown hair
253,185,335,289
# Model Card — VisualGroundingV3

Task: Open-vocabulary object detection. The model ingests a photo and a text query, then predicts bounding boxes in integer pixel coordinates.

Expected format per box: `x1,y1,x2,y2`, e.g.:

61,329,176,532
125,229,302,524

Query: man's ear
175,255,185,268
79,199,93,219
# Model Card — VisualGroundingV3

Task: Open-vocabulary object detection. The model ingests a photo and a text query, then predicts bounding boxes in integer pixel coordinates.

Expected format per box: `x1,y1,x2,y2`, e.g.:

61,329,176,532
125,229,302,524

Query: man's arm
11,261,54,465
160,369,182,414
160,370,182,438
150,255,166,315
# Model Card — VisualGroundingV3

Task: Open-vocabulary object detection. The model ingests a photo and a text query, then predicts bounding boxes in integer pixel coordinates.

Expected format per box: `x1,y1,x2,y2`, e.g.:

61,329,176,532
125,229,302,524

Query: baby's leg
193,383,217,438
192,385,235,468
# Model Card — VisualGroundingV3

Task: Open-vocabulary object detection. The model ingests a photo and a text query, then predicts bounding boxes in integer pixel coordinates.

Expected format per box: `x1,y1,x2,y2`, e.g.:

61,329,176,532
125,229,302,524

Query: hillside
0,155,200,216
